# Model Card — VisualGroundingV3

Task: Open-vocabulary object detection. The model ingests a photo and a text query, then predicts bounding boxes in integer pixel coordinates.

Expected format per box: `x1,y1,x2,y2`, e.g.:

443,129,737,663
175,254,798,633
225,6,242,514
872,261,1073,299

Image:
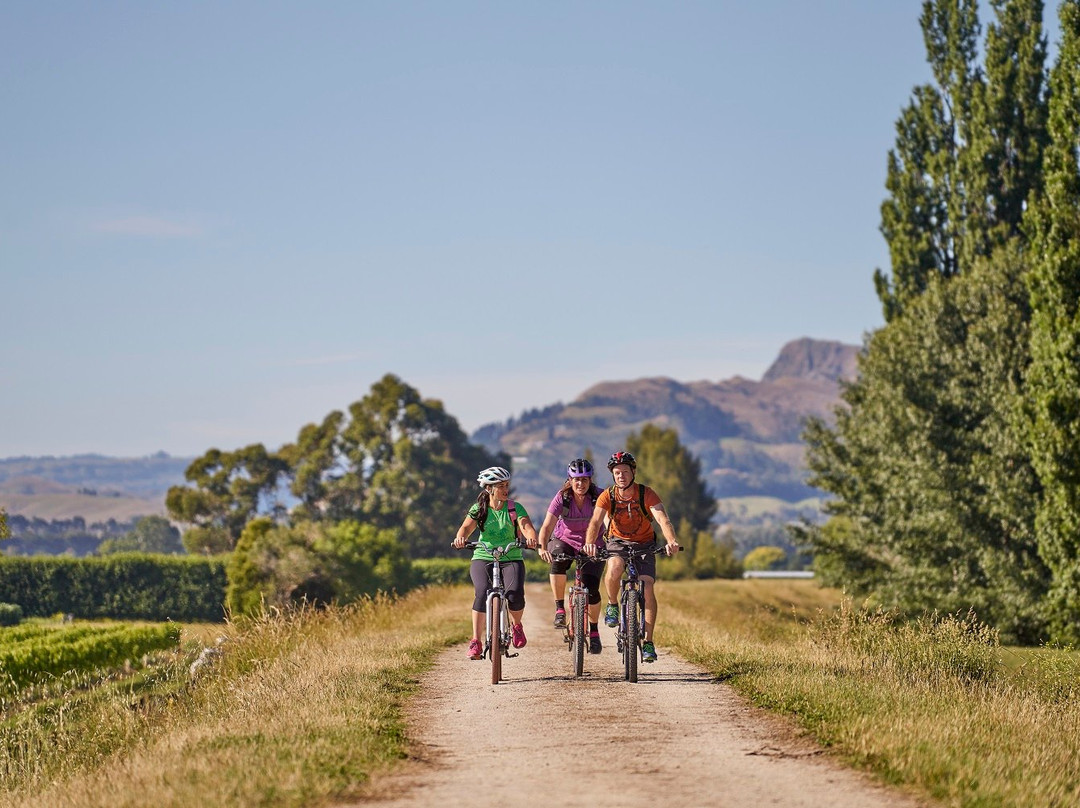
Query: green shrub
226,519,413,616
0,602,22,626
742,545,788,571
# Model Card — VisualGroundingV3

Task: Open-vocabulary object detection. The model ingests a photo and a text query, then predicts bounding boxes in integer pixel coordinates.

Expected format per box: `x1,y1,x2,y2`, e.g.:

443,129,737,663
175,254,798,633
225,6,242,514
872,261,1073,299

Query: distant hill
471,337,859,520
0,453,189,523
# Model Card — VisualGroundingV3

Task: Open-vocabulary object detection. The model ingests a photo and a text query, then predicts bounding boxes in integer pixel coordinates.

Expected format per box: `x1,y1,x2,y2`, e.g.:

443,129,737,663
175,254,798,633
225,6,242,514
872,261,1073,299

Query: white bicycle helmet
476,466,511,487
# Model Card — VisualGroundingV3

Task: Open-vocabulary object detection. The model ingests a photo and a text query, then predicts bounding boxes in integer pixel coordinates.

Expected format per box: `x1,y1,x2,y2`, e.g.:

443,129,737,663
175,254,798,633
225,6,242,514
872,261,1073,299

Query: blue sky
2,2,949,458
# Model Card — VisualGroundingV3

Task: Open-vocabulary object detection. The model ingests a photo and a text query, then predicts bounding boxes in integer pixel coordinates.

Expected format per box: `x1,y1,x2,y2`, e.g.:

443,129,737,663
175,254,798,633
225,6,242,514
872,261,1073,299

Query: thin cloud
91,216,205,238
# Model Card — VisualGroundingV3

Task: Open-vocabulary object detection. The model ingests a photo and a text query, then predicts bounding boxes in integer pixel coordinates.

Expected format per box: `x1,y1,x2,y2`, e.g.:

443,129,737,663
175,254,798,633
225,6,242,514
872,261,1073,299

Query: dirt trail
348,583,929,808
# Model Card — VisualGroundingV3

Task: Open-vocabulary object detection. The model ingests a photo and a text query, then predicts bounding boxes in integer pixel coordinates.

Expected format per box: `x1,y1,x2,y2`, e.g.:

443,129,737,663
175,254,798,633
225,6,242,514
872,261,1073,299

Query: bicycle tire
625,585,640,683
490,593,503,684
571,589,586,677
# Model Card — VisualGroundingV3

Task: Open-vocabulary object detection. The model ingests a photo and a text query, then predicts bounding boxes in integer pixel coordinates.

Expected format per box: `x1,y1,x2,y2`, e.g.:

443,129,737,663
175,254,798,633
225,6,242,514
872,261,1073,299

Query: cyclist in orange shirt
582,451,680,662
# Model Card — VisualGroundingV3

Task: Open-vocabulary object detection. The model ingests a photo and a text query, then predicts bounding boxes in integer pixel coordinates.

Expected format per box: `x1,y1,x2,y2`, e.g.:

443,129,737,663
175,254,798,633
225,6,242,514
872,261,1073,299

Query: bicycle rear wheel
490,594,503,684
571,590,586,677
625,586,639,683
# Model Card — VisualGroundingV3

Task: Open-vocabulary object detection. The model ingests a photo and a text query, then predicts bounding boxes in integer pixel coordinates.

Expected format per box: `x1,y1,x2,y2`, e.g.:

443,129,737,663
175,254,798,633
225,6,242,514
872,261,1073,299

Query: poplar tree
875,0,982,321
1023,0,1080,642
804,0,1051,642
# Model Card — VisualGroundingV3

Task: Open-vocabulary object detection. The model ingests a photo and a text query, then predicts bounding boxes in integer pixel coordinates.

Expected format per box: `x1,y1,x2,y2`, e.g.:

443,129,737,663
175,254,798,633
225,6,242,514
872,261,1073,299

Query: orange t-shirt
595,484,661,542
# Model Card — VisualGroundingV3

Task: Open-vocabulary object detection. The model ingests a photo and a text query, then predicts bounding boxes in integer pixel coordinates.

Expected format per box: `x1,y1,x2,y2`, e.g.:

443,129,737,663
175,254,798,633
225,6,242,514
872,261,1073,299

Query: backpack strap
639,485,654,523
607,484,655,523
508,499,519,539
560,491,571,518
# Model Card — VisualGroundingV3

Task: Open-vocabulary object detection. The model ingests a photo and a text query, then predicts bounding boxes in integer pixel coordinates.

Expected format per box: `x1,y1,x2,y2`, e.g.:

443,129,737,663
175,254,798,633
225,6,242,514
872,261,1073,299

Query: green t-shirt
467,499,529,561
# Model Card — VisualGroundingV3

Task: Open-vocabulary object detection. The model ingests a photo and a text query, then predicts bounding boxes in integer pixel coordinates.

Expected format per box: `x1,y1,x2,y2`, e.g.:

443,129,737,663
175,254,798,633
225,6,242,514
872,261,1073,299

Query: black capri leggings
470,558,526,612
547,538,603,605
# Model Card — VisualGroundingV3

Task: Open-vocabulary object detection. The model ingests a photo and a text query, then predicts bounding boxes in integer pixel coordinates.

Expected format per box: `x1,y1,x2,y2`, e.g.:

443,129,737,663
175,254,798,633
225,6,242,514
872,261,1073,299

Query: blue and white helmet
477,466,511,487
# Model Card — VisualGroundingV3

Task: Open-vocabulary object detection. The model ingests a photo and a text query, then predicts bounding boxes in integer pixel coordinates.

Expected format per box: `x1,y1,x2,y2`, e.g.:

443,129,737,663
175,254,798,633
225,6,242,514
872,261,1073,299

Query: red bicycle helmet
606,451,636,470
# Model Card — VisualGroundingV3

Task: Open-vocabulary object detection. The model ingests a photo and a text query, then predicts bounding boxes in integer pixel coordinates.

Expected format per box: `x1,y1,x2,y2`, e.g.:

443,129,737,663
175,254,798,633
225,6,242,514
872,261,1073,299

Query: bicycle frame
601,542,672,683
551,551,592,677
459,540,523,685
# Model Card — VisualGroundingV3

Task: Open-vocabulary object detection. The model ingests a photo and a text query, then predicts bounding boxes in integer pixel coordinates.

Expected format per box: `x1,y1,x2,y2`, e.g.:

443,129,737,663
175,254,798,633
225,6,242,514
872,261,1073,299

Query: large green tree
276,410,364,522
172,374,507,559
624,423,719,576
804,0,1051,642
339,374,507,557
166,444,288,550
805,247,1048,642
1023,0,1080,642
625,423,716,535
875,0,1048,321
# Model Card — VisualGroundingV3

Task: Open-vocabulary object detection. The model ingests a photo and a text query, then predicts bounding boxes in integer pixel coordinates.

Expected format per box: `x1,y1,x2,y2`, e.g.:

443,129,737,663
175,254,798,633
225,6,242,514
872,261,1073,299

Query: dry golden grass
0,586,467,808
661,579,1080,808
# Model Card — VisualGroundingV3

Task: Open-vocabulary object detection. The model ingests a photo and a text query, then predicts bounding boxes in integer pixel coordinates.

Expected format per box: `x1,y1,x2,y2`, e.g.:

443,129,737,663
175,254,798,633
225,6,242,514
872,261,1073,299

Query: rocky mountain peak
761,337,859,384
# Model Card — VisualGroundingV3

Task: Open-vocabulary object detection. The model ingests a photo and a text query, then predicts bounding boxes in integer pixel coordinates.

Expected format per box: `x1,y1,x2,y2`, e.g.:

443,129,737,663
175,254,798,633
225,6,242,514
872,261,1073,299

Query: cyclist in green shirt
453,466,538,660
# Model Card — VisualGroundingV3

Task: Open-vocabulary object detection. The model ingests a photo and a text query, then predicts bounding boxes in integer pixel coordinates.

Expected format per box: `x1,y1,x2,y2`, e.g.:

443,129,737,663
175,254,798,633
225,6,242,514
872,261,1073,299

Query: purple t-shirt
547,491,600,550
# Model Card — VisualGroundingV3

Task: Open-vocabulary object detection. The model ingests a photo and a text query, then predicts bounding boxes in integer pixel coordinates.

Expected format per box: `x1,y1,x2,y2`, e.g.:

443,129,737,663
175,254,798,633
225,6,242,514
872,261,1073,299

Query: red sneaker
511,623,527,648
467,638,483,660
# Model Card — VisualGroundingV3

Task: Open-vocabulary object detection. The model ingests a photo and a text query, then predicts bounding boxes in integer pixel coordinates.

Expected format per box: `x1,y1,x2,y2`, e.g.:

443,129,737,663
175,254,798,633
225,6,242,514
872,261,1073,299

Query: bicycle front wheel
625,586,639,683
571,590,587,677
489,594,503,684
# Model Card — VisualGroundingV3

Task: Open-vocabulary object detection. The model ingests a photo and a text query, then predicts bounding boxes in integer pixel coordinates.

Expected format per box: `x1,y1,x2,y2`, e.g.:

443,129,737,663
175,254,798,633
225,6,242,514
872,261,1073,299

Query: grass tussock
0,586,467,808
661,579,1080,808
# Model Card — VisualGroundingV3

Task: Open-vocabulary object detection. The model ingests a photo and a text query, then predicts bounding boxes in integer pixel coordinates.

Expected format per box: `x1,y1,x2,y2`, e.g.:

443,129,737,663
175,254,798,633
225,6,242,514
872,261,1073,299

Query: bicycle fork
485,585,516,660
616,581,644,657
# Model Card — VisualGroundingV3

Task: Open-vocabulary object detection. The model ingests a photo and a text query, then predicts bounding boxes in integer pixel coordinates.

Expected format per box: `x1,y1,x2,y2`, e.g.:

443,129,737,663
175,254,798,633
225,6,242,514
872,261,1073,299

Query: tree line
803,0,1080,644
161,374,732,613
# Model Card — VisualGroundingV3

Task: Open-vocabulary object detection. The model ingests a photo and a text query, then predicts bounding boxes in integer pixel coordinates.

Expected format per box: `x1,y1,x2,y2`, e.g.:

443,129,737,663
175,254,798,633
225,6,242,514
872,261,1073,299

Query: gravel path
347,583,930,808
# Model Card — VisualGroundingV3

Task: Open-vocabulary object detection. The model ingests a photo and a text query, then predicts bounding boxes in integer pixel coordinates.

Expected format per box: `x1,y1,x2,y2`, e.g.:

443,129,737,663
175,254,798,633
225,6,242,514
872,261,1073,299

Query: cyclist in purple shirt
536,458,606,654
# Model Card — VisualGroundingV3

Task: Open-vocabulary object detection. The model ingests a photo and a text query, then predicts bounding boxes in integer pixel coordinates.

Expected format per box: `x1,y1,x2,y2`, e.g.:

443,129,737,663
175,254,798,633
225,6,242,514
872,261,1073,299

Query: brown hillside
472,337,860,515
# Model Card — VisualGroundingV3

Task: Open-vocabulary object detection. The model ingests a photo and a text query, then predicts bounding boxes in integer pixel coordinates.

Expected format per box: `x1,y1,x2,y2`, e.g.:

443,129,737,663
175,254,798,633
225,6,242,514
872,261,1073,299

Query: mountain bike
598,541,680,683
455,540,527,685
549,550,600,676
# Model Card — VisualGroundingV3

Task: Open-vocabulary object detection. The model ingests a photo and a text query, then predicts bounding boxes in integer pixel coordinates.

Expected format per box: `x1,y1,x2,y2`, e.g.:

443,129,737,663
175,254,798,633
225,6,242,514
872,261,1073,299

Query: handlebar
593,543,681,560
546,544,681,562
451,539,532,552
548,551,596,564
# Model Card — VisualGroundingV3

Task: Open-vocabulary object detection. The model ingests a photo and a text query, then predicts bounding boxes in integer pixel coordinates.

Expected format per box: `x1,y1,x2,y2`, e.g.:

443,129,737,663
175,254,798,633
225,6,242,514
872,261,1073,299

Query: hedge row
0,555,228,622
411,556,550,586
0,553,552,623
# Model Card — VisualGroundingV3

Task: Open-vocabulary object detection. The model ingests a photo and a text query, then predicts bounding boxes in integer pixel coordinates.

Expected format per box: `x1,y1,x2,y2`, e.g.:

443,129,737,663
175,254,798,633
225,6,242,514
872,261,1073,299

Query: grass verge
0,586,467,808
661,579,1080,807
